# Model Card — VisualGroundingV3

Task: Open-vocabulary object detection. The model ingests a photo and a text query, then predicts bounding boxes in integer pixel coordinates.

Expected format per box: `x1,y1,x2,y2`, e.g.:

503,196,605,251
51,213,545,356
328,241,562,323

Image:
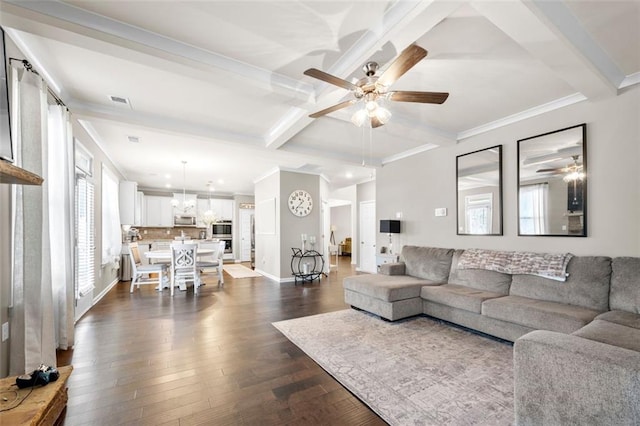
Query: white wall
279,171,322,279
377,85,640,257
254,171,280,278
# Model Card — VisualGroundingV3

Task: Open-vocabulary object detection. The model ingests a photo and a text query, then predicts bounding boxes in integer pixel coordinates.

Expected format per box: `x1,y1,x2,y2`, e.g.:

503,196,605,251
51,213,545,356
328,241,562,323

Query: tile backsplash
134,227,207,241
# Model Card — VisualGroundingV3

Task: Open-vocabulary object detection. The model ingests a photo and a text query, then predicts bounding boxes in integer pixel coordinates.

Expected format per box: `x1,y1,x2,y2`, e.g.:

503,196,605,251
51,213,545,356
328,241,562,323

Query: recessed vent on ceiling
297,164,322,173
128,136,140,143
108,95,132,109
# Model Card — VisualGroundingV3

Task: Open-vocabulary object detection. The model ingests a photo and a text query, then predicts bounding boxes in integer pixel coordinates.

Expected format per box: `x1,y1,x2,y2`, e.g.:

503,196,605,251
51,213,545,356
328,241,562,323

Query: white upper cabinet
135,191,144,226
220,199,234,221
145,195,173,227
196,198,211,228
119,181,138,226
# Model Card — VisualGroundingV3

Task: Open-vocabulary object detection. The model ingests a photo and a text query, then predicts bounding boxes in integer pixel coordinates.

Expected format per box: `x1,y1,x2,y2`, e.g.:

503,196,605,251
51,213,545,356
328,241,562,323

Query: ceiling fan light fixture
351,109,368,127
375,106,392,124
563,171,585,182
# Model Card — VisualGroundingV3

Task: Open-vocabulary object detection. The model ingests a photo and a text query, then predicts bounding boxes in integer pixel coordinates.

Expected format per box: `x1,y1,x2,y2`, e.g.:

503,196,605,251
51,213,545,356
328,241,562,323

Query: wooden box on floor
0,365,72,425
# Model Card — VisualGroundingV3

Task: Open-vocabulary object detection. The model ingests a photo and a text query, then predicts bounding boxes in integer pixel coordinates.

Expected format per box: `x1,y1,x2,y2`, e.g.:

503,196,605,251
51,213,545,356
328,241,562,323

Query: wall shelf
0,161,43,185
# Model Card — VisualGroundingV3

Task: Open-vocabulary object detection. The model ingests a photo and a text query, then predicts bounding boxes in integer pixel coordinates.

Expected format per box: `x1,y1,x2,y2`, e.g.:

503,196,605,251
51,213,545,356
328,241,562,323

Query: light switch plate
435,208,447,217
2,322,8,342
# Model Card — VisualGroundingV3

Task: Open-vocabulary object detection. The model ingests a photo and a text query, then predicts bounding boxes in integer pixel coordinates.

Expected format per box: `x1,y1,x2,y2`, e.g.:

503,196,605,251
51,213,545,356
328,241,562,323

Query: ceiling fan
536,155,584,176
304,44,449,128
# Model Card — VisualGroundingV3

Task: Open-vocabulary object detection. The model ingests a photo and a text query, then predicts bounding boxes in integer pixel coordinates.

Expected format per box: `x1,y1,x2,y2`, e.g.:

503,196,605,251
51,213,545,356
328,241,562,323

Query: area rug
223,264,262,278
273,310,514,425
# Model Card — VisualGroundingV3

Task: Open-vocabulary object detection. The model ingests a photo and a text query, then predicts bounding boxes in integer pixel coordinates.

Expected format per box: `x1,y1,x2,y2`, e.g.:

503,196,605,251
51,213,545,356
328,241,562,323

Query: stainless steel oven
212,221,232,235
220,238,232,254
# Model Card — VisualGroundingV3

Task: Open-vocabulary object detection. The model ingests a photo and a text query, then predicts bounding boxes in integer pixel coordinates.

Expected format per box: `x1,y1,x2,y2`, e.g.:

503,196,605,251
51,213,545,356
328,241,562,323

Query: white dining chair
128,242,168,293
169,242,200,296
197,240,225,286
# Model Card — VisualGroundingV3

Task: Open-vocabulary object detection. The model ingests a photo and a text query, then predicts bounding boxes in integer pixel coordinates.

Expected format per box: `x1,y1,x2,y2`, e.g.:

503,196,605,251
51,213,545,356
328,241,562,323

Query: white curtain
101,165,121,266
519,183,549,234
10,65,56,374
47,105,75,350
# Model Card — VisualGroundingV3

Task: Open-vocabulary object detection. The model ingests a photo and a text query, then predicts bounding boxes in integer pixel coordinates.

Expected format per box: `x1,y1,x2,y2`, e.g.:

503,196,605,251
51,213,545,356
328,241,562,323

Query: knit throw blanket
457,249,573,281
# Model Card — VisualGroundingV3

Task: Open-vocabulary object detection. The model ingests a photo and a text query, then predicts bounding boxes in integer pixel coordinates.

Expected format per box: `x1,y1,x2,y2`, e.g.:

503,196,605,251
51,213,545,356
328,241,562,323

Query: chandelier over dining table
171,160,196,212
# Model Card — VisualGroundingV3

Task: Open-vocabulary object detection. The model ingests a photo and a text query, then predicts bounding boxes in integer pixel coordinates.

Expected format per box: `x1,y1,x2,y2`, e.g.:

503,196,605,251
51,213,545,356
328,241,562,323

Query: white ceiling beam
265,0,464,151
529,0,626,90
2,0,314,102
471,0,616,100
68,100,265,147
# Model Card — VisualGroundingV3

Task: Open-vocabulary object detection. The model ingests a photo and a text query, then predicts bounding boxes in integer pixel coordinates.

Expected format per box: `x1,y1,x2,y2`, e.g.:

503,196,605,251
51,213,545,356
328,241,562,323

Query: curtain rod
8,57,67,107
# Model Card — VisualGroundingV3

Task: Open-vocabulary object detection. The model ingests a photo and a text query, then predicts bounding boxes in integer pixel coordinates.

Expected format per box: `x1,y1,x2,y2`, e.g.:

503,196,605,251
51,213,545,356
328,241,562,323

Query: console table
291,248,325,284
0,365,72,425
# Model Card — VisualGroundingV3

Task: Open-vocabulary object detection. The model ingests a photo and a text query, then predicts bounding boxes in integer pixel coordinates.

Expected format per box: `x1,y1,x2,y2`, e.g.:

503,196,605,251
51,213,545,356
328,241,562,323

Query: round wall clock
288,190,313,217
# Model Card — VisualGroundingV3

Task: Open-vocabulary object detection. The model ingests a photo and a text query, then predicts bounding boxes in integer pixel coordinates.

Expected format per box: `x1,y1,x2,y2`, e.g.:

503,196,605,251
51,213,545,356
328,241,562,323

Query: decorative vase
206,225,213,240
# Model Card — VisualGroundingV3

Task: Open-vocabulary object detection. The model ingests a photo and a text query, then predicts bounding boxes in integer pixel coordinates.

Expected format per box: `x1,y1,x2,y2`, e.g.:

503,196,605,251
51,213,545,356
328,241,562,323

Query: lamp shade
380,220,401,234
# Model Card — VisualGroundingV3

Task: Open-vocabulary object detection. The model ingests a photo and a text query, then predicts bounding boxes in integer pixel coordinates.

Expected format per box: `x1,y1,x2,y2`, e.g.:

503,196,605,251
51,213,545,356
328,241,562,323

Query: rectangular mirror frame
456,145,503,236
517,123,587,237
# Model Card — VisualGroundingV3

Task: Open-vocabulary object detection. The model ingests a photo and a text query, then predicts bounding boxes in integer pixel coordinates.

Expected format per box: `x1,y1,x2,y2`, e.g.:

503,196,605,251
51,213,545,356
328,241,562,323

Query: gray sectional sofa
343,246,640,425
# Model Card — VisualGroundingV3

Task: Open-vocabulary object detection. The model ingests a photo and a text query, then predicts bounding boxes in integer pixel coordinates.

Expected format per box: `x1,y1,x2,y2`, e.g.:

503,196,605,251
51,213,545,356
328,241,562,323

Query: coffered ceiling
1,1,638,195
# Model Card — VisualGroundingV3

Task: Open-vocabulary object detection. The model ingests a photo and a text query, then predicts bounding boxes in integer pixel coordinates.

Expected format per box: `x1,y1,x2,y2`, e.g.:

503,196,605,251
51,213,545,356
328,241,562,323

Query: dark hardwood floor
57,257,387,425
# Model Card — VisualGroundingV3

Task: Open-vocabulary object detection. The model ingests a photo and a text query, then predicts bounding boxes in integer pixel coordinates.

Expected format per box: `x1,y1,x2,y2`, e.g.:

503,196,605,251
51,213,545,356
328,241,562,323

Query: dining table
144,248,215,291
144,248,214,262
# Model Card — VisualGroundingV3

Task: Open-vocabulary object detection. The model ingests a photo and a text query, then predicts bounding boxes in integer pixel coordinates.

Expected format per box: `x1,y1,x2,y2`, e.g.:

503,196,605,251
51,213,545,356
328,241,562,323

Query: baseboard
254,268,295,283
93,277,119,305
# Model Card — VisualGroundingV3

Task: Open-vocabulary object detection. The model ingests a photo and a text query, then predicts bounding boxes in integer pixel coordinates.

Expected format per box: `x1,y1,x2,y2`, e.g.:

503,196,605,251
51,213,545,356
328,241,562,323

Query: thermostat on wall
435,208,447,217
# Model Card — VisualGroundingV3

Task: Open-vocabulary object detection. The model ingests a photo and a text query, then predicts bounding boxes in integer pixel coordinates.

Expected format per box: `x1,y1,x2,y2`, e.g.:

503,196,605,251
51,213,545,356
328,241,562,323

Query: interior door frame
239,208,254,262
359,200,376,273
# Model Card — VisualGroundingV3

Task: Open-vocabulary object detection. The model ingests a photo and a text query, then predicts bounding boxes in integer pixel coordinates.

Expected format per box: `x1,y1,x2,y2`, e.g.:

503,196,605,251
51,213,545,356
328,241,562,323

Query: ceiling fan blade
304,68,359,91
308,99,356,118
371,116,384,128
376,44,428,87
536,168,564,173
388,91,449,104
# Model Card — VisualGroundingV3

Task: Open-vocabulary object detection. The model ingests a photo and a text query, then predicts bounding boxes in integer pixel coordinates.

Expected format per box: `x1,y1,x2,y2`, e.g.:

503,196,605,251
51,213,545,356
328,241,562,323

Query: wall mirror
517,123,587,237
456,145,503,235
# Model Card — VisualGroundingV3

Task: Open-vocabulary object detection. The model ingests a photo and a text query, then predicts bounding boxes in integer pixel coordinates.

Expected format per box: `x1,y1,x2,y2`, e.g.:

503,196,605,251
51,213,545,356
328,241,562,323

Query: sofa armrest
514,330,640,426
379,262,405,276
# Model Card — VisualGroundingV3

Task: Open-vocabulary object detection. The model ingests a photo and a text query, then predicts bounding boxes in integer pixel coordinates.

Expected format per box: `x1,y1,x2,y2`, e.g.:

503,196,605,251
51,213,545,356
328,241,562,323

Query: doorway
239,208,254,262
359,200,376,273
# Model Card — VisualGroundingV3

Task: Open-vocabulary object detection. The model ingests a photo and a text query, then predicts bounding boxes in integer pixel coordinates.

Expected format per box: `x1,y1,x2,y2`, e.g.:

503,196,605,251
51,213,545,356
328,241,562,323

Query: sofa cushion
482,295,602,334
343,274,438,302
448,249,512,294
610,257,640,313
509,256,611,311
401,246,454,282
421,284,506,314
595,310,640,329
573,319,640,352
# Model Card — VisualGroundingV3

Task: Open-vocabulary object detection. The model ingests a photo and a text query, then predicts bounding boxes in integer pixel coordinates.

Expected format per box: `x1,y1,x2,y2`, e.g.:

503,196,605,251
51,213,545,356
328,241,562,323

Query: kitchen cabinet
210,199,234,221
197,199,234,222
196,198,211,228
220,199,234,221
145,195,173,227
119,181,138,226
135,191,144,226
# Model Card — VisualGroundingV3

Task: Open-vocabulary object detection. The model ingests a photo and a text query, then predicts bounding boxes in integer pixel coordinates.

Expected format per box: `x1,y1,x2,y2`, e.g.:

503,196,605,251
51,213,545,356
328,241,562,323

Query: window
519,183,549,234
75,174,95,297
464,193,493,234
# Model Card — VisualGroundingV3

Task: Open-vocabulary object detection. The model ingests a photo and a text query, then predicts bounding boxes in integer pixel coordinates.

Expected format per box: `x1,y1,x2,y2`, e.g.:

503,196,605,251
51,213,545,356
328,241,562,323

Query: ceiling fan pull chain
361,125,365,166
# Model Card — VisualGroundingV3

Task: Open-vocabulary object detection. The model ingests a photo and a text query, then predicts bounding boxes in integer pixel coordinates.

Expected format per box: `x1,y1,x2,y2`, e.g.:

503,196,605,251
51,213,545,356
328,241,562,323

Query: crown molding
457,93,587,141
381,143,439,165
